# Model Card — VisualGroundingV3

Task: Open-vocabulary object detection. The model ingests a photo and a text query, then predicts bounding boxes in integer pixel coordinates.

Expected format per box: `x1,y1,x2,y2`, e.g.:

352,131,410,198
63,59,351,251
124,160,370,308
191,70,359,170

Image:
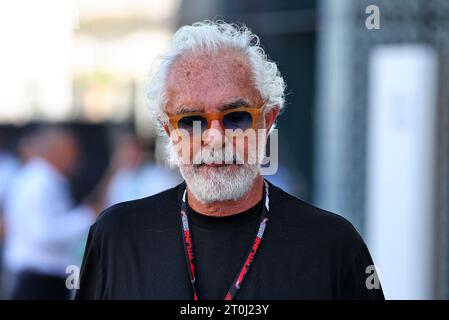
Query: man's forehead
171,49,249,72
165,49,261,113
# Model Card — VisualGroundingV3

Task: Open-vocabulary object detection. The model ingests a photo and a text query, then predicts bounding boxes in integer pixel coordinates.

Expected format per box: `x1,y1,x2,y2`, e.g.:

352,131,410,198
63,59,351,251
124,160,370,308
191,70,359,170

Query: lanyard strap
179,180,270,300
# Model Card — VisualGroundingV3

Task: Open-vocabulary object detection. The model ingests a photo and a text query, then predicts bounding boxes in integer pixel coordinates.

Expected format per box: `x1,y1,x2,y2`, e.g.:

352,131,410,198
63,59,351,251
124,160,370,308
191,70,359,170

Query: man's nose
209,119,224,132
203,119,225,146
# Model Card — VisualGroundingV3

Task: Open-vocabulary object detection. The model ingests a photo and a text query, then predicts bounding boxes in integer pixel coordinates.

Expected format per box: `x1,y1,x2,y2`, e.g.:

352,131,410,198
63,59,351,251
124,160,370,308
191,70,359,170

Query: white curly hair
147,20,286,129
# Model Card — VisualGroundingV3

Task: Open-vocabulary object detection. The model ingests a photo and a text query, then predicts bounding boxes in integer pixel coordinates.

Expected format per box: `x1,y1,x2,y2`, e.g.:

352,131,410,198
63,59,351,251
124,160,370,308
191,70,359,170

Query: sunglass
166,102,266,136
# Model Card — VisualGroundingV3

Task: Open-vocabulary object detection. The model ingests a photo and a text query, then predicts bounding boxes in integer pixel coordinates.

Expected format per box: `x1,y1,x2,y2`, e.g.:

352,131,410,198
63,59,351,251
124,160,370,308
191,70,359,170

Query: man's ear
159,119,182,142
163,124,170,137
158,118,170,136
264,105,280,133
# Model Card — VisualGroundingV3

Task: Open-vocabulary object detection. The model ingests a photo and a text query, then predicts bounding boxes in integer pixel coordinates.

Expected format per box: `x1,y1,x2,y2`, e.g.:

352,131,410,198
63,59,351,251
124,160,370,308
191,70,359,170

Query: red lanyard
179,180,270,300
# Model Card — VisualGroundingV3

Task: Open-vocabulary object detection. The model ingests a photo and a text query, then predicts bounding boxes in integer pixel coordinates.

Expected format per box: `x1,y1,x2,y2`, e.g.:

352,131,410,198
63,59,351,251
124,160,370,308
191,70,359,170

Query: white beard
166,138,265,203
180,163,259,203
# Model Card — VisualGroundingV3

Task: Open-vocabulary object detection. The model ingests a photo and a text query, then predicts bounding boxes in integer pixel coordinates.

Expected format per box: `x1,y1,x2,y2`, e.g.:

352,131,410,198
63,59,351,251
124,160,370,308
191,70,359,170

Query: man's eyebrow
173,99,250,114
175,105,202,115
219,99,251,111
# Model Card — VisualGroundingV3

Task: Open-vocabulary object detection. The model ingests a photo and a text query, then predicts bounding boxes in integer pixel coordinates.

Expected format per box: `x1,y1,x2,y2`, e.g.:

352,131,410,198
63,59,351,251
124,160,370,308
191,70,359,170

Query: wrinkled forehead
165,49,262,114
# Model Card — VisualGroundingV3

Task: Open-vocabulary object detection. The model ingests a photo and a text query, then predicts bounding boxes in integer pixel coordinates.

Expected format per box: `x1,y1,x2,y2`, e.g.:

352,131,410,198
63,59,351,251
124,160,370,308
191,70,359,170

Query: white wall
366,44,438,299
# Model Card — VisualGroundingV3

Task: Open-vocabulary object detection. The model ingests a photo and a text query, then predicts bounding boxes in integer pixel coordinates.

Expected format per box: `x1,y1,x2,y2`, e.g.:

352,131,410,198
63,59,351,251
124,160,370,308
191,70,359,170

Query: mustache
192,148,244,166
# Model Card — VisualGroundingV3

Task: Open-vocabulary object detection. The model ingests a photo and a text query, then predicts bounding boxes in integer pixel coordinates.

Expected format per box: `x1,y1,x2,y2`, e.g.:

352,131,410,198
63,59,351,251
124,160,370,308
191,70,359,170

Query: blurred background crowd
0,0,449,299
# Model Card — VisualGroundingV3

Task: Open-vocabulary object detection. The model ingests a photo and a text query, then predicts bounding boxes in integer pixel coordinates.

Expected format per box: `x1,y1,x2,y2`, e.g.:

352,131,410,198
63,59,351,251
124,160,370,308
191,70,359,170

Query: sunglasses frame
166,102,267,136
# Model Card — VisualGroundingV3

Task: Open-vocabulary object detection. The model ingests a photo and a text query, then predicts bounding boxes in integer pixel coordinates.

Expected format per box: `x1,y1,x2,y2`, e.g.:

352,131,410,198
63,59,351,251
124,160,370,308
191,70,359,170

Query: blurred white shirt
106,162,182,207
3,157,95,277
0,151,19,208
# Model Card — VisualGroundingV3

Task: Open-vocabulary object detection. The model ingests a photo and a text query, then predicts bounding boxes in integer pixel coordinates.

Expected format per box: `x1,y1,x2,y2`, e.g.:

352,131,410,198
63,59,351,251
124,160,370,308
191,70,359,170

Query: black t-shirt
187,198,263,299
75,181,384,300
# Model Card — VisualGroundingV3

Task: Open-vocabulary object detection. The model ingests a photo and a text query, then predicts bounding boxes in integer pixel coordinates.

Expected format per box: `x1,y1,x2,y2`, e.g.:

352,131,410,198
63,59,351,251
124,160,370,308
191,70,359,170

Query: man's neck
187,175,264,217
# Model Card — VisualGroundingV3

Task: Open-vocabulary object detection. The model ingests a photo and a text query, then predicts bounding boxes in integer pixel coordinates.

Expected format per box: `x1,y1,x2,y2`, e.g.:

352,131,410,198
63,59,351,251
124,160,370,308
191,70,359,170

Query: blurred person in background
2,124,138,299
105,134,182,207
15,128,41,165
0,132,20,298
0,135,20,239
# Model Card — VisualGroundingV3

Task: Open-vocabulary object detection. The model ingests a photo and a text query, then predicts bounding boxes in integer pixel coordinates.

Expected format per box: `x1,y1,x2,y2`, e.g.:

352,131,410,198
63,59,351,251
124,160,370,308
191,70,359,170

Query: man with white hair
76,21,384,300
